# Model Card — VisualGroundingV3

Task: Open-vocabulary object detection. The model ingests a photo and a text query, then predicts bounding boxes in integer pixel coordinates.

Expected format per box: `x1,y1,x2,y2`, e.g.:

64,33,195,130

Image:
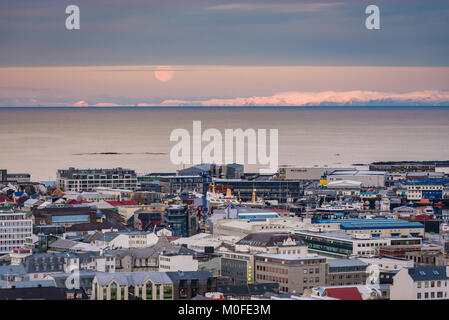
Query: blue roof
408,266,449,281
314,219,424,230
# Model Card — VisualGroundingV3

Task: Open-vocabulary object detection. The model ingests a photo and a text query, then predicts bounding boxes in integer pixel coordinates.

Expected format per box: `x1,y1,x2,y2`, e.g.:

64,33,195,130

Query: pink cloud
154,90,449,106
72,101,122,107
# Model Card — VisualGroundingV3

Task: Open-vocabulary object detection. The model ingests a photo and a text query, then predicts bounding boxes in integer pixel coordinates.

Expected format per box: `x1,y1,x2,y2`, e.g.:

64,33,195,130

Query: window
417,293,421,299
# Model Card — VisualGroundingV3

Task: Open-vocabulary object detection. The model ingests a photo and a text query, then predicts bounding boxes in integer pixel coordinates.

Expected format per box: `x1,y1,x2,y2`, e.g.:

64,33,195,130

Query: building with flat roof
56,167,138,192
294,229,422,258
212,217,305,238
310,219,425,238
220,251,255,285
212,178,309,203
278,165,356,181
326,258,368,286
327,170,387,188
369,162,436,173
254,253,326,294
0,169,31,183
0,210,33,255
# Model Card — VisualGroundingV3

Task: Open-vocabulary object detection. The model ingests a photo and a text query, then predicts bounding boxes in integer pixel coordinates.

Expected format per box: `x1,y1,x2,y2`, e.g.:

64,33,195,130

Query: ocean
0,106,448,181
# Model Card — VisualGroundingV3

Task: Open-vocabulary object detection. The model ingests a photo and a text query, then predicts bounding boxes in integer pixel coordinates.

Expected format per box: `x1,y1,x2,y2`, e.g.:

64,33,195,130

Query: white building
327,171,387,188
213,217,305,238
0,210,33,254
56,167,138,192
94,187,133,201
358,256,414,273
406,184,444,200
158,254,199,272
390,266,449,300
95,231,159,249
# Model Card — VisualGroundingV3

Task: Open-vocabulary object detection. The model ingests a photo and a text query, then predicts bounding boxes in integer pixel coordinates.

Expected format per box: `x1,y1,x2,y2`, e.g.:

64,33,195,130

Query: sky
0,0,449,106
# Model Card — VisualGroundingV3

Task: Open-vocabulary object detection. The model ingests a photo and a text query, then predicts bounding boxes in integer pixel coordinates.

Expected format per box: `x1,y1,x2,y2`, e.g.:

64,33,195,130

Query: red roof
167,237,181,242
325,287,363,300
105,200,138,207
0,195,14,203
68,199,91,205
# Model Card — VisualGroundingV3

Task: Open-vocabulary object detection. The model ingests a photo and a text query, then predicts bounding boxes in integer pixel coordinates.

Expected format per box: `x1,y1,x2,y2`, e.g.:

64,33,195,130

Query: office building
254,253,327,294
294,230,422,258
326,258,368,286
164,204,190,237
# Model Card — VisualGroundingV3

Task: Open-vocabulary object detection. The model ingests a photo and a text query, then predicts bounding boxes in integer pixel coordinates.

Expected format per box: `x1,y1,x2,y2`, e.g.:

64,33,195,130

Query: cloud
73,100,89,107
72,101,122,107
153,90,449,106
207,2,343,13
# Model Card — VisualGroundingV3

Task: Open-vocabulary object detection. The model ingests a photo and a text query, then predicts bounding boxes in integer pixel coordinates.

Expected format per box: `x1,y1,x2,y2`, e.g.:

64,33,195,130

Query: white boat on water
316,201,360,213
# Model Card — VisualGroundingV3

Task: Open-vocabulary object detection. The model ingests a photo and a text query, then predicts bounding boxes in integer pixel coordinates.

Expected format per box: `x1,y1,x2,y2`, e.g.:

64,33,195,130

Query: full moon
154,66,174,82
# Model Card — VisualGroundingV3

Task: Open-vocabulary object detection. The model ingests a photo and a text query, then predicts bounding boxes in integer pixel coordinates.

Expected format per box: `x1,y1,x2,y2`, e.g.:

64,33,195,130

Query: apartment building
0,210,33,254
56,168,138,192
390,266,449,300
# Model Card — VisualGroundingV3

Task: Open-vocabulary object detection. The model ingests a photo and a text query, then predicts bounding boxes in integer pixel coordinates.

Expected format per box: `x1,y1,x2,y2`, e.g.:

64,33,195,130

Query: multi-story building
369,162,436,173
309,219,425,238
278,165,355,181
212,217,304,238
56,167,138,192
0,210,33,255
326,258,368,286
327,171,387,188
91,271,217,300
254,253,327,294
178,163,244,179
164,204,190,237
158,253,199,272
0,169,31,183
157,175,203,194
406,182,445,200
294,230,422,258
220,251,255,285
390,266,449,300
213,178,309,203
235,233,308,255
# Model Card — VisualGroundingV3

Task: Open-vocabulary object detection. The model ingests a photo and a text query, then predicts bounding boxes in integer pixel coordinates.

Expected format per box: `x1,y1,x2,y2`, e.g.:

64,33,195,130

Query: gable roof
0,287,67,300
105,200,138,207
407,266,448,281
325,287,363,300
